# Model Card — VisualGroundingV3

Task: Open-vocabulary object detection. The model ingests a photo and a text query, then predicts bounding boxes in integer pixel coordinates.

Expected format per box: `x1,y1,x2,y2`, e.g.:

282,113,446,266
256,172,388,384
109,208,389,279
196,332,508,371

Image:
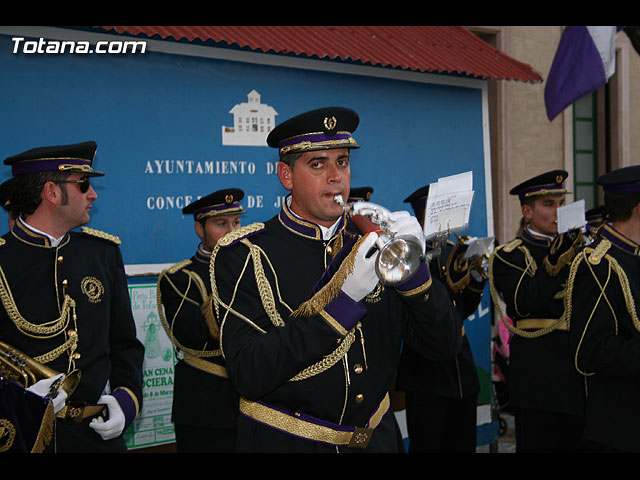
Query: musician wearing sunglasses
0,141,144,453
157,189,245,452
210,107,462,452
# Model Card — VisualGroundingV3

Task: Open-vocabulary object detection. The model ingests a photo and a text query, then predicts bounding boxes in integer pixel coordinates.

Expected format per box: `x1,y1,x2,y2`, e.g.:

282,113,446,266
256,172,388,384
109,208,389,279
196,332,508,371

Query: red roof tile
96,26,543,83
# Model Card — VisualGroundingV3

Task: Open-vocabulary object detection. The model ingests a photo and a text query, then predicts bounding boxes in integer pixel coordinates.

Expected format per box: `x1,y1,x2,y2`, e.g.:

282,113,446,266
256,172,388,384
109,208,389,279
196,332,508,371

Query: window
573,93,598,211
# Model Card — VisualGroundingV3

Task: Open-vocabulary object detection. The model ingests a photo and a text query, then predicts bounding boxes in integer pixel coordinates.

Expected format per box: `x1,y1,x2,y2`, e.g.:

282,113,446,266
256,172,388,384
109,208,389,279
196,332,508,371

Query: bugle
334,195,424,285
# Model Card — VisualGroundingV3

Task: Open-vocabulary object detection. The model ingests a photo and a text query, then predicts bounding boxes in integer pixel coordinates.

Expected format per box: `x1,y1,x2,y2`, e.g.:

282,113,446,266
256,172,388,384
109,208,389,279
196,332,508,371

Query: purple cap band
11,158,91,176
279,132,352,148
517,184,566,201
603,183,640,194
193,202,243,219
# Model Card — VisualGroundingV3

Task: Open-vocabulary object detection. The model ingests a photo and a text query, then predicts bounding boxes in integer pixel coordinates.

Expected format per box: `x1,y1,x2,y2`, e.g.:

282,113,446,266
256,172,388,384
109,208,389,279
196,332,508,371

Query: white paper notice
557,200,586,234
424,171,474,239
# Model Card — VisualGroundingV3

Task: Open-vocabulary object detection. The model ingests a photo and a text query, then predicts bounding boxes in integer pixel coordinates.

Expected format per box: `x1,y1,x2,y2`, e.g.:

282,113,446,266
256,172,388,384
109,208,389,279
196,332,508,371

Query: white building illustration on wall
222,90,278,146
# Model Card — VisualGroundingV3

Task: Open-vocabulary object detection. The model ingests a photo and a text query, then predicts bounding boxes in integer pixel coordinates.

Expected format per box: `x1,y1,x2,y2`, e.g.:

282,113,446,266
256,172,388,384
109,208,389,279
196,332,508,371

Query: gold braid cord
488,243,565,339
0,265,78,364
291,233,370,319
246,240,286,328
564,240,640,377
543,230,584,277
210,223,266,322
209,223,366,382
290,328,357,381
156,263,221,358
445,238,472,294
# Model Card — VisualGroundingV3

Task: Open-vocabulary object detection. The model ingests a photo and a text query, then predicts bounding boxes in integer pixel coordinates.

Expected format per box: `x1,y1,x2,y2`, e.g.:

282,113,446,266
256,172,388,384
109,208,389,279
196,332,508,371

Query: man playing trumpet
210,106,461,452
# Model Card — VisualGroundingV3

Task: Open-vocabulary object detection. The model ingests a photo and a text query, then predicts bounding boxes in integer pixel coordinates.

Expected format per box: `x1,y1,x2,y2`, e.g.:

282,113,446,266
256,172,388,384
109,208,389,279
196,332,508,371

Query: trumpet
334,195,424,286
0,340,81,398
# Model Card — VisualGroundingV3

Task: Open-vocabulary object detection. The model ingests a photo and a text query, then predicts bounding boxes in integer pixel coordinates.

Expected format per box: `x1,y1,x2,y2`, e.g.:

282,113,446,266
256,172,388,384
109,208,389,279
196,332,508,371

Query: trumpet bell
58,369,82,397
375,234,424,286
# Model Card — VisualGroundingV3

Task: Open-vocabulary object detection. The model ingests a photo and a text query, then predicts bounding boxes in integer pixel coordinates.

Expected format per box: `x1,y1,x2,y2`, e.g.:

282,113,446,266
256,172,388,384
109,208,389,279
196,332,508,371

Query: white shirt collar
286,196,341,240
526,225,555,241
19,216,67,247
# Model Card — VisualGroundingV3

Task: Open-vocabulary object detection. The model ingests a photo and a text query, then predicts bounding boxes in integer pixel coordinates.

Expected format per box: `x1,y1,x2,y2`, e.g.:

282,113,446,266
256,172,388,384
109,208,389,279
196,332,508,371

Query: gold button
326,245,333,255
355,393,364,403
72,352,81,360
68,329,77,337
62,279,68,287
353,364,363,374
57,256,64,264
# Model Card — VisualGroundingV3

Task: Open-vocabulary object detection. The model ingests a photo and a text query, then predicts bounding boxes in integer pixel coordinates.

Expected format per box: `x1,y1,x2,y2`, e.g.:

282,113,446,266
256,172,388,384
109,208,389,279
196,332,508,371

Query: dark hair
8,171,70,217
519,196,537,208
280,152,302,170
604,192,640,222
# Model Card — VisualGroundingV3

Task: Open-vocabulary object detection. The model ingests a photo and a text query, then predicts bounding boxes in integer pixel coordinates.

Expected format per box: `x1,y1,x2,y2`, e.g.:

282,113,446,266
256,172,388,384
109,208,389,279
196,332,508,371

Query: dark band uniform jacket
396,185,482,451
157,190,243,449
396,239,483,443
488,171,584,426
210,107,462,452
0,142,144,452
566,166,640,452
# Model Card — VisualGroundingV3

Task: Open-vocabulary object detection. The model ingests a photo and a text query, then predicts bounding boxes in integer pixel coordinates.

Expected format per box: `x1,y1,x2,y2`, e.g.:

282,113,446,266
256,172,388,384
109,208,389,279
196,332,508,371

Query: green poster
123,283,176,449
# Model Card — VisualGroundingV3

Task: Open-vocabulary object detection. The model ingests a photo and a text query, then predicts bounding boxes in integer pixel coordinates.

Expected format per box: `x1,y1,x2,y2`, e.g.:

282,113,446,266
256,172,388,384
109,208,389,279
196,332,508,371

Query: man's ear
194,220,204,241
40,181,59,206
521,203,533,223
277,162,293,191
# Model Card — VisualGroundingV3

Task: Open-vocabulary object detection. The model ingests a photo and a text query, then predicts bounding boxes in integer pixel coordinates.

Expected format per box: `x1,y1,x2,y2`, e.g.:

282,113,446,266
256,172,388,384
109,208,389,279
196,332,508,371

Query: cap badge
323,116,337,132
225,194,234,204
556,175,563,183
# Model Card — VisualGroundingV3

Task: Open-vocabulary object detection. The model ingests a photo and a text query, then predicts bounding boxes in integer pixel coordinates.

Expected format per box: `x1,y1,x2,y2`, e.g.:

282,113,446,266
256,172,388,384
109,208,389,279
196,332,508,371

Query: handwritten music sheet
424,171,474,239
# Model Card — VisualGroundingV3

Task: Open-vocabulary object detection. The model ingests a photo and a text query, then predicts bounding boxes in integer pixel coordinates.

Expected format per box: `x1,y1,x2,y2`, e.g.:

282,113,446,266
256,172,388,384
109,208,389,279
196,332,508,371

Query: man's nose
326,162,342,182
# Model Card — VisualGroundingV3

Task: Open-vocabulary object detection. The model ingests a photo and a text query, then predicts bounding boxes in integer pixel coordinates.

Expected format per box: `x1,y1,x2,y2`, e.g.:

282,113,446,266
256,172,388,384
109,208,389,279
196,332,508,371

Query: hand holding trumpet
334,195,425,287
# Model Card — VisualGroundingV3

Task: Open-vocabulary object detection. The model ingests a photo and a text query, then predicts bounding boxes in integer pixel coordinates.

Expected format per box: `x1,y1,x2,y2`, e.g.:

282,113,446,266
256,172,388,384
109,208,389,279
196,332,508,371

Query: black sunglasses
54,177,91,193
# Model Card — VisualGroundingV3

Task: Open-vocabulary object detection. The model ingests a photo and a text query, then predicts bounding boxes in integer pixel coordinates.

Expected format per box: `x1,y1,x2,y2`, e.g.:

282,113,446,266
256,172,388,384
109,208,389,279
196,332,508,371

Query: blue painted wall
0,35,487,264
0,31,495,436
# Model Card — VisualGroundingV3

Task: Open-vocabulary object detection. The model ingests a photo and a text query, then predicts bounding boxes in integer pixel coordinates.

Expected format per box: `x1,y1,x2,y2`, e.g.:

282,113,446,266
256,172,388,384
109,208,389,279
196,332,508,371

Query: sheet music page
424,171,474,239
557,199,586,233
463,236,495,258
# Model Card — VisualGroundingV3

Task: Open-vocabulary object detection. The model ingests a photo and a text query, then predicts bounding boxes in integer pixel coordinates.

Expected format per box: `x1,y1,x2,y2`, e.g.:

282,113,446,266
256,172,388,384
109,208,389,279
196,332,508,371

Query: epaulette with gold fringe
587,238,612,265
80,226,121,245
165,259,193,275
500,238,522,253
218,222,266,248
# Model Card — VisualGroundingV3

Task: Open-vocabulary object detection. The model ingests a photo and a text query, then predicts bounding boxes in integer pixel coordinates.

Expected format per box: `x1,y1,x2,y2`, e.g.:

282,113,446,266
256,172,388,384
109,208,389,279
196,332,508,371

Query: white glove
341,232,381,302
89,394,126,441
387,211,426,254
26,374,68,414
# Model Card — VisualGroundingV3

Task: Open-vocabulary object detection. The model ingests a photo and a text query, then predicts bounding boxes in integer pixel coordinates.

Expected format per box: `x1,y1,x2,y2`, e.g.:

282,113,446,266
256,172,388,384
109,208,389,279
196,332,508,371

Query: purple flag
544,26,623,121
